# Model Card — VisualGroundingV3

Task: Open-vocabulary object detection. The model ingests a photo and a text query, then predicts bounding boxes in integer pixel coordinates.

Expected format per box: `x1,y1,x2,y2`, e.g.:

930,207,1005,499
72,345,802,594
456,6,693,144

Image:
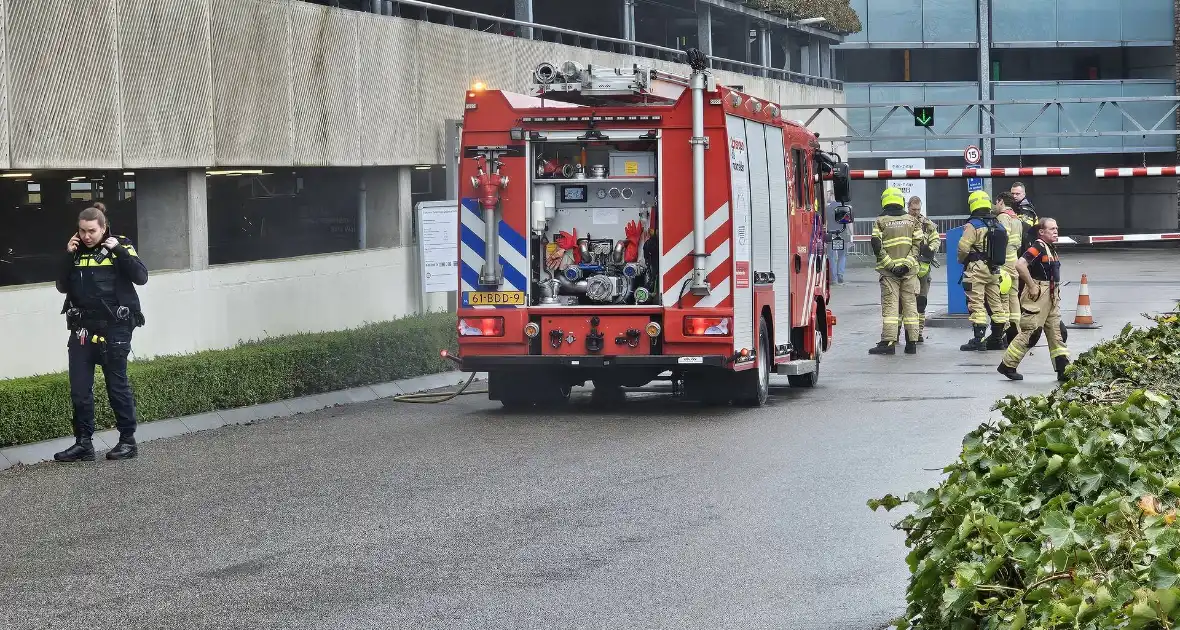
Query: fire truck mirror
832,163,852,203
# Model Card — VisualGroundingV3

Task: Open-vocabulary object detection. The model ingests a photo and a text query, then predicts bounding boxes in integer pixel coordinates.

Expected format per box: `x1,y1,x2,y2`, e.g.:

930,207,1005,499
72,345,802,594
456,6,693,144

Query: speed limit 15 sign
964,145,981,165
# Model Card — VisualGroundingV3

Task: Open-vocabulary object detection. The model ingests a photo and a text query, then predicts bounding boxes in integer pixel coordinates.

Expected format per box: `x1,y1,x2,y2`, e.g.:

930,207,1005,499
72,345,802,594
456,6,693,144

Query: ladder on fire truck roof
529,61,700,106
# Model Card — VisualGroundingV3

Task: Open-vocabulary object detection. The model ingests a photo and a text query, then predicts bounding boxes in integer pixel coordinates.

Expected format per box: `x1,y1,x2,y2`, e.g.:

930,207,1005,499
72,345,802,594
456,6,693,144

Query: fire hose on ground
390,350,487,403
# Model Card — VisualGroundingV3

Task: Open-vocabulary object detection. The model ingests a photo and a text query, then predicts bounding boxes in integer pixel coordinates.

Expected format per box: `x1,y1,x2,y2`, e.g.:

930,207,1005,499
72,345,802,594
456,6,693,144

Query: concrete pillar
445,119,462,201
515,0,533,39
819,41,831,78
622,0,636,55
757,24,771,76
363,166,412,249
697,3,712,57
135,168,208,272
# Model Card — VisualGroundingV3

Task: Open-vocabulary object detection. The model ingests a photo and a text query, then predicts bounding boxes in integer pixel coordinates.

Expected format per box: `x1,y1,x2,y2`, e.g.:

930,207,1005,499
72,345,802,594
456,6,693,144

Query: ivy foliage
743,0,863,35
871,311,1180,628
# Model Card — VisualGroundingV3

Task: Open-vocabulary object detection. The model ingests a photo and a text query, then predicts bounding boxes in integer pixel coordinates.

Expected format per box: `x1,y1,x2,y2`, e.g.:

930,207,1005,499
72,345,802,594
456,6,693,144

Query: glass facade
839,0,1175,157
845,80,1175,154
845,0,979,45
992,0,1173,45
846,0,1172,46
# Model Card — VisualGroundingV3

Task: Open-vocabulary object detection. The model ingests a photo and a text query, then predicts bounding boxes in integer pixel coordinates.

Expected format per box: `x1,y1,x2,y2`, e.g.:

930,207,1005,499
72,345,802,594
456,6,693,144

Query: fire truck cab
454,51,852,407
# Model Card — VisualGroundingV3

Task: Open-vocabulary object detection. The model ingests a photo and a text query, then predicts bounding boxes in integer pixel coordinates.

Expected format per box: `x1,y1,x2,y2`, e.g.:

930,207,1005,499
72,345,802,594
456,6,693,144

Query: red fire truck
452,50,852,407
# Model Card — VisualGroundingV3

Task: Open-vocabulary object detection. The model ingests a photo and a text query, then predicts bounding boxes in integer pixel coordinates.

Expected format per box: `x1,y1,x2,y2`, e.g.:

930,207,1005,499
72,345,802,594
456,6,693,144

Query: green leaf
867,494,905,512
1152,558,1180,588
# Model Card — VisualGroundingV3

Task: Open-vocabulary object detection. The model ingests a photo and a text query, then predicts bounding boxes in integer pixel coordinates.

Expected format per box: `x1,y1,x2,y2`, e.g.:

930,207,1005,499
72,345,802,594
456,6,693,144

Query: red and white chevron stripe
1087,233,1180,243
1095,167,1180,178
848,167,1070,179
661,203,732,307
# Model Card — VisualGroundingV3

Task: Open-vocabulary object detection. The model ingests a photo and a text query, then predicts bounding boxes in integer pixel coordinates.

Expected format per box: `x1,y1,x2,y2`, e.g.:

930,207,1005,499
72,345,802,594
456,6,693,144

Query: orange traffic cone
1067,273,1101,329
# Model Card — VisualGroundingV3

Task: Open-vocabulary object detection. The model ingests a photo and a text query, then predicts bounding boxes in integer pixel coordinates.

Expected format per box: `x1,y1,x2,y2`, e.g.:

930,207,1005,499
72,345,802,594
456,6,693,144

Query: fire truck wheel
787,325,822,388
735,318,771,407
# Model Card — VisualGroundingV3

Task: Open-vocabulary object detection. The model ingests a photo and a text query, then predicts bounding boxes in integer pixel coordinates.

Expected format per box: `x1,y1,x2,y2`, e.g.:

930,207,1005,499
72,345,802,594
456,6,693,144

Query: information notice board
416,200,459,295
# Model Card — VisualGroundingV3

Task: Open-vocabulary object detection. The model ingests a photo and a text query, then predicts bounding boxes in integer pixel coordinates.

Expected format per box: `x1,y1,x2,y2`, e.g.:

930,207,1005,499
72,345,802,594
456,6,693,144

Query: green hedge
871,309,1180,628
742,0,863,35
0,312,458,448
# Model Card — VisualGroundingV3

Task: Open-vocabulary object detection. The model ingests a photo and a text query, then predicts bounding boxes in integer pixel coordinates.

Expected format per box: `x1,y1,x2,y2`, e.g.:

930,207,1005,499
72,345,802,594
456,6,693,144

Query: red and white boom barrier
1095,167,1180,178
1084,233,1180,243
847,167,1070,180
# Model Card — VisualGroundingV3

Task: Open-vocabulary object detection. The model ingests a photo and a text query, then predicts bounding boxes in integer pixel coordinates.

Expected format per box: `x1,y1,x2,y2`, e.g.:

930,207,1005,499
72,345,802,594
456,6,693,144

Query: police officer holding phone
53,203,148,462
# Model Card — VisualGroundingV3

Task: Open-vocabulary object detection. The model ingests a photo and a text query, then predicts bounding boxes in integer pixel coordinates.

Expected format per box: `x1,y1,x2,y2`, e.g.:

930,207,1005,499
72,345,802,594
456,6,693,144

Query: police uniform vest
59,235,147,329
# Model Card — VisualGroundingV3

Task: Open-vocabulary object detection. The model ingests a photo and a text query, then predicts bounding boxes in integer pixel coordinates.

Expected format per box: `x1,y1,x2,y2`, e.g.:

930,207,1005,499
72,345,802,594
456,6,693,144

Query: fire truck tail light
524,322,540,338
459,317,504,337
645,322,662,338
684,317,730,336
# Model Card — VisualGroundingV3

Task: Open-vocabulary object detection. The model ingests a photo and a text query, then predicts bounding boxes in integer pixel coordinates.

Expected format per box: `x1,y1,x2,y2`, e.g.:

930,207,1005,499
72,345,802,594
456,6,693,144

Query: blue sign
966,157,984,192
944,226,968,315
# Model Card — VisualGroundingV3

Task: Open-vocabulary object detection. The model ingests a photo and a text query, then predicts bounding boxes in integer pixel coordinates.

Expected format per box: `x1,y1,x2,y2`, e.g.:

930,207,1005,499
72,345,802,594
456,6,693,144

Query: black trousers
68,323,137,440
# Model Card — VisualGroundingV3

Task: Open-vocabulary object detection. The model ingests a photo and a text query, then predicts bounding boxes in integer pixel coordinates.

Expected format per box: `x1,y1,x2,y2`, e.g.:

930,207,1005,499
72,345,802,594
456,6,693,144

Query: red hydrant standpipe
471,155,508,286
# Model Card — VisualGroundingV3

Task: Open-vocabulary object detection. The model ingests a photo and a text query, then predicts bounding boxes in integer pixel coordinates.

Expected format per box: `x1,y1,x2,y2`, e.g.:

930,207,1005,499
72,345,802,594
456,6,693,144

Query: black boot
869,341,896,355
106,435,138,460
1005,325,1018,345
961,324,987,351
983,323,1007,350
997,364,1024,381
54,438,95,462
1054,356,1071,383
904,341,918,355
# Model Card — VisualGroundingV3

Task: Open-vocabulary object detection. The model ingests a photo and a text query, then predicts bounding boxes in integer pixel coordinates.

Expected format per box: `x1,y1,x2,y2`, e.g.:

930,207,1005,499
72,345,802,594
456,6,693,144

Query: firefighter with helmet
869,187,923,355
907,196,941,342
993,191,1023,346
957,190,1008,351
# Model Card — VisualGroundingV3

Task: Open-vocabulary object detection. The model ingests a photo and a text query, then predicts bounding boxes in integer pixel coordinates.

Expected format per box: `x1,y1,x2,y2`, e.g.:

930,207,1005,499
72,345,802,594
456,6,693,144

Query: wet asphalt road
3,249,1179,630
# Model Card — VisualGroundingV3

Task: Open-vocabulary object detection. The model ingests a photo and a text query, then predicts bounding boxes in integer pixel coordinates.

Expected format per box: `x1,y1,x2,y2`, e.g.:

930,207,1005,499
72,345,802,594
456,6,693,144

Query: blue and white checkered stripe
459,198,529,309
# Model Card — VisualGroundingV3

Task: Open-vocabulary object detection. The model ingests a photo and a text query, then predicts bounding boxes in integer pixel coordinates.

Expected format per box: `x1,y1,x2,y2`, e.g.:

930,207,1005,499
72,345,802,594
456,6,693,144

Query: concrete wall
0,245,451,380
846,153,1180,232
0,0,843,170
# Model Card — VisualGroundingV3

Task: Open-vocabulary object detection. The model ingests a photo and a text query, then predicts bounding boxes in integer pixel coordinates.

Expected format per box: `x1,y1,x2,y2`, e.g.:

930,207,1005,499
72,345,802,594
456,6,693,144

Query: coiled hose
390,372,487,404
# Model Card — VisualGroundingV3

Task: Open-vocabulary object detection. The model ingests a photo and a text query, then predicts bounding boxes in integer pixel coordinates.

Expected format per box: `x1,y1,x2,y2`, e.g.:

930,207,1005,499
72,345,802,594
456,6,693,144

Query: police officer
998,217,1071,381
907,196,941,342
53,203,148,462
869,187,922,355
1011,181,1037,224
993,192,1023,345
958,190,1007,351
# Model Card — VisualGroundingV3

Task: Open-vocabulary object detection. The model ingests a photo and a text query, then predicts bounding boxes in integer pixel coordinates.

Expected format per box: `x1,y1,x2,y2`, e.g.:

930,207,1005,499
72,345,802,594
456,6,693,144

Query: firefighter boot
869,341,896,355
1005,324,1019,345
997,364,1024,381
960,325,987,351
1054,356,1071,383
904,341,918,355
54,438,95,462
983,322,1007,350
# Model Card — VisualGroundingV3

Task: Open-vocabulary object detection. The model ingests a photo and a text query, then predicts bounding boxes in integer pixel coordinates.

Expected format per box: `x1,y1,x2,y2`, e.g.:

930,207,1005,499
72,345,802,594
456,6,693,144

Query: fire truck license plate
465,291,525,306
831,237,844,251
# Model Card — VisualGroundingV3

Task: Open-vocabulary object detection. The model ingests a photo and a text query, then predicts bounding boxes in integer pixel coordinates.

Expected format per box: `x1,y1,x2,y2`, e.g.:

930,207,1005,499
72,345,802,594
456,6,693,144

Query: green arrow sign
914,106,934,128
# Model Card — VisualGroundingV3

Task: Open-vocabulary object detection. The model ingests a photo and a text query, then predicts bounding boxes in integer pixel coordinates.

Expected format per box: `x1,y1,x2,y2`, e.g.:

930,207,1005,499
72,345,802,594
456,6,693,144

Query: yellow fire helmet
968,190,992,213
996,268,1013,294
881,187,905,209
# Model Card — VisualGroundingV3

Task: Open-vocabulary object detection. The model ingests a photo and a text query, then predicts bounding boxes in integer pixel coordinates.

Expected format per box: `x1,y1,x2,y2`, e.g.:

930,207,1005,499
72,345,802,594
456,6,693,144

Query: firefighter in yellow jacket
993,191,1024,346
907,196,941,342
869,187,923,355
958,190,1008,351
